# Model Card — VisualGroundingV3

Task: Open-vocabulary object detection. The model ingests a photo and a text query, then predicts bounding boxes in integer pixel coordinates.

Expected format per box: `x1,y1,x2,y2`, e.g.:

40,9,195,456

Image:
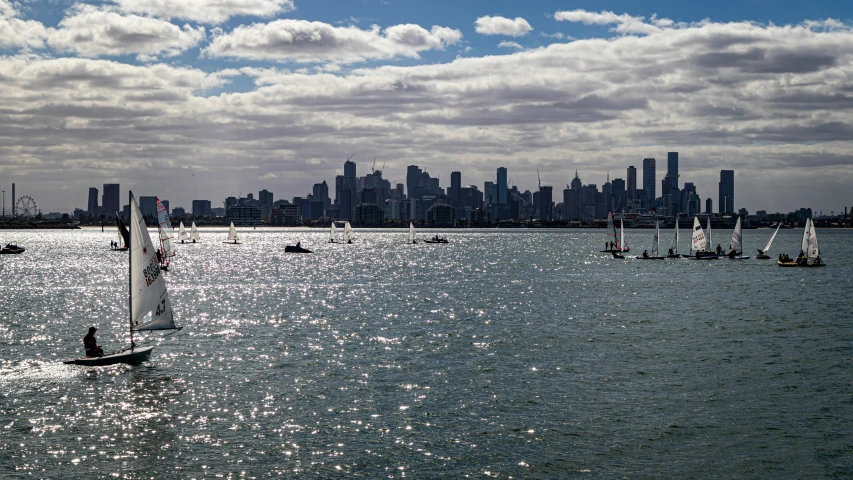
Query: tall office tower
538,185,553,221
706,198,713,214
313,181,330,211
563,187,577,220
484,181,494,205
406,165,422,199
139,196,158,218
344,159,356,179
611,178,626,212
259,189,274,218
627,166,637,203
643,158,656,203
602,179,612,215
102,184,120,216
11,183,14,216
496,167,507,204
667,152,679,189
87,187,99,216
450,171,461,206
718,170,734,214
192,200,212,217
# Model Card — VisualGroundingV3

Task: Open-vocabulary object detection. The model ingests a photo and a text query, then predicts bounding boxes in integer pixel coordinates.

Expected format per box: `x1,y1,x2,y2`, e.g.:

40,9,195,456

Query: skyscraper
313,181,329,213
87,187,99,217
103,184,119,216
626,166,637,203
344,159,356,179
719,170,734,214
450,171,461,207
192,200,211,217
496,167,507,204
259,189,274,219
611,178,626,212
538,185,553,221
406,165,422,199
642,158,656,203
667,152,679,189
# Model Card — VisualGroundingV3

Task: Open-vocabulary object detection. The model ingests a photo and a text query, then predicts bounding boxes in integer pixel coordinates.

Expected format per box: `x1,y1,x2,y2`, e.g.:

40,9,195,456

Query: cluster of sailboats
604,212,824,266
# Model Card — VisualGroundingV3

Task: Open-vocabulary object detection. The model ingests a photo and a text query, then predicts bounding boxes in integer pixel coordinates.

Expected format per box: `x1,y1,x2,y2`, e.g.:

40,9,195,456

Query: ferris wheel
16,195,37,217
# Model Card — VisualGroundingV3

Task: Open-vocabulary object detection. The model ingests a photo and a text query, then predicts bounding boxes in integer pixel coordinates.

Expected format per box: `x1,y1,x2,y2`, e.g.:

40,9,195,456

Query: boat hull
64,346,154,366
284,246,313,253
666,254,682,259
778,260,825,268
755,254,771,259
635,256,666,260
1,247,25,254
424,240,448,244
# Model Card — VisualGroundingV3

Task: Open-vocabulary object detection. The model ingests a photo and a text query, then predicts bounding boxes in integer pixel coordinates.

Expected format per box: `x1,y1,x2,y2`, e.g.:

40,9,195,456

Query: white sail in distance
673,218,679,254
762,224,781,253
330,223,338,242
228,222,239,243
651,219,659,255
130,192,176,331
190,222,200,242
706,216,713,252
806,218,820,259
605,212,617,248
620,218,628,251
691,217,706,252
409,222,416,243
345,222,354,242
155,197,176,257
730,217,742,253
178,222,188,242
801,218,811,254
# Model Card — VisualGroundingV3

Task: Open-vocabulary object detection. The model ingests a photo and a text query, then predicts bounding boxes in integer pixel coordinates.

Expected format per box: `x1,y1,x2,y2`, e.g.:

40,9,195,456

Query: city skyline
0,1,852,213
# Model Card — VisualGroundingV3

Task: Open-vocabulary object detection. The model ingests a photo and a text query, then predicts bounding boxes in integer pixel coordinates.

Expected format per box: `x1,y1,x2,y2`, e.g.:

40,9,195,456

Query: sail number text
143,258,160,286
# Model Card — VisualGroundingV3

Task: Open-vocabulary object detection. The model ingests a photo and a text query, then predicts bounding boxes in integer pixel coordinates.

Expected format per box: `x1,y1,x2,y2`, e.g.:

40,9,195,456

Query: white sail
691,217,706,252
762,224,781,253
409,222,416,243
155,198,176,257
178,222,188,242
800,218,810,254
620,218,628,251
673,218,679,254
706,216,713,252
228,222,239,242
330,223,338,242
605,212,617,249
158,226,174,268
190,222,200,242
730,217,742,253
130,192,176,331
651,219,659,255
344,221,354,242
806,218,820,260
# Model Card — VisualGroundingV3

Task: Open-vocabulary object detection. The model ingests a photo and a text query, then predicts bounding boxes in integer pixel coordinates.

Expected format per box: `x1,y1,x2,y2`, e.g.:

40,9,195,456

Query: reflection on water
1,228,852,477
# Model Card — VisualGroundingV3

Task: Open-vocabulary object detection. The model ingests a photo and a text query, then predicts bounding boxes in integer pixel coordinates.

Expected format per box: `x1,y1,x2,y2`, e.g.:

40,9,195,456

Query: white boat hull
64,346,154,366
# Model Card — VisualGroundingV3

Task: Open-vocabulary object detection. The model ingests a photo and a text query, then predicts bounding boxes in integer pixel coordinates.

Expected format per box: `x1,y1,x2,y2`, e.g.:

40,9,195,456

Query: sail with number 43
691,217,707,252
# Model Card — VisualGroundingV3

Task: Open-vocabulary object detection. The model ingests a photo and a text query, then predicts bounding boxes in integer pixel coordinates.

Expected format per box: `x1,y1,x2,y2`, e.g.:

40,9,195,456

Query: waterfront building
192,200,212,218
87,187,99,217
354,203,384,226
227,203,262,226
627,166,637,205
259,189,274,219
643,158,656,204
427,204,455,227
719,170,734,214
103,184,120,217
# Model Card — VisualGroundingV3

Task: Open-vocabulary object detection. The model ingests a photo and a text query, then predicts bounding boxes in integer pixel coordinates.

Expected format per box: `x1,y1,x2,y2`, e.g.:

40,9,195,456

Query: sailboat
329,222,339,243
156,198,176,270
178,222,188,244
778,218,824,267
65,191,182,366
113,213,130,251
666,218,681,258
601,212,619,252
688,216,715,259
611,218,628,258
755,224,781,259
725,217,750,259
636,219,665,259
190,222,200,243
409,222,418,244
224,222,240,244
344,221,355,244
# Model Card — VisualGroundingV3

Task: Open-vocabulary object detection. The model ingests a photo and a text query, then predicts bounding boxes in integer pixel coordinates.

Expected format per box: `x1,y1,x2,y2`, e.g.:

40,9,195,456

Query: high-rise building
643,158,656,203
611,178,626,212
406,165,422,199
139,196,157,218
719,170,734,214
627,166,637,203
87,187,99,217
496,167,507,204
706,198,713,214
667,152,679,190
259,189,274,219
192,200,212,217
449,171,461,207
102,184,120,216
344,159,356,179
563,187,577,221
537,185,553,221
313,181,329,213
483,181,494,205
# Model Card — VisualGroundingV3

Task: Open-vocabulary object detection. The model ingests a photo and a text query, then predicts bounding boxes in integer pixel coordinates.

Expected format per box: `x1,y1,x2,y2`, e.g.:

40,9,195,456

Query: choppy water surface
1,227,852,478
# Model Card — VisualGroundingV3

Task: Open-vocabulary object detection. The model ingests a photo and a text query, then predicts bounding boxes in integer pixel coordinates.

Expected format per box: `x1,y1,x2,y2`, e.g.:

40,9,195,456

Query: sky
1,0,852,215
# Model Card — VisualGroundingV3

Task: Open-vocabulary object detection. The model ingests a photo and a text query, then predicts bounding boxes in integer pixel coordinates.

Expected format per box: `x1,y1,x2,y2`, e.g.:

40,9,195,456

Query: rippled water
2,227,852,478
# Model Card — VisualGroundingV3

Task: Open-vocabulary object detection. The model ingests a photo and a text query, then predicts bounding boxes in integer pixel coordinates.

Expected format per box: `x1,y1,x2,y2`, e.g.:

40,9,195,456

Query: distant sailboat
620,217,629,252
344,221,354,244
726,217,750,259
636,219,665,259
225,222,240,244
755,224,780,259
666,218,681,258
409,222,417,244
65,191,182,366
329,222,338,243
602,212,619,252
190,222,200,243
689,217,716,259
178,222,188,243
114,213,130,251
778,218,824,267
156,198,176,270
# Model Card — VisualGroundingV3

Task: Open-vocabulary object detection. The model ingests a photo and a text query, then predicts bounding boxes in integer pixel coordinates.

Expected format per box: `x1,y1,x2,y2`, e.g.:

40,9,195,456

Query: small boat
619,217,630,253
284,244,313,253
687,216,718,259
112,213,130,251
755,224,781,259
601,212,620,252
636,219,665,259
156,198,176,271
65,191,182,366
190,222,200,243
424,234,449,244
1,243,25,254
408,222,418,244
666,217,681,258
224,222,240,244
178,222,189,243
724,217,750,259
329,222,339,243
778,218,825,267
611,251,625,259
344,221,354,244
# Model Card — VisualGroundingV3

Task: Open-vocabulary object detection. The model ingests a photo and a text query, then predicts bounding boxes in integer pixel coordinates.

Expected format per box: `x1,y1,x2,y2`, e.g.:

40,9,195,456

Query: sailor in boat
83,327,104,357
728,249,737,258
643,250,649,258
193,239,196,243
156,248,163,264
668,248,674,256
716,244,723,255
181,238,185,244
296,241,301,248
347,239,352,244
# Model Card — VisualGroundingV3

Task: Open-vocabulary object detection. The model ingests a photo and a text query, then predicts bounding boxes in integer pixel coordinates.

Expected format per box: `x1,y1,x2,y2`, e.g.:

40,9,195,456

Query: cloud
203,20,462,64
111,0,295,24
474,15,532,37
0,0,50,49
554,9,661,35
497,41,523,50
48,5,206,58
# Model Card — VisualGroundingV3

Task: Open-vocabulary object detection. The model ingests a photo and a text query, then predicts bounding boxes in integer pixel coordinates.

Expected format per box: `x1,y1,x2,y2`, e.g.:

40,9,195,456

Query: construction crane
347,153,355,162
537,169,541,189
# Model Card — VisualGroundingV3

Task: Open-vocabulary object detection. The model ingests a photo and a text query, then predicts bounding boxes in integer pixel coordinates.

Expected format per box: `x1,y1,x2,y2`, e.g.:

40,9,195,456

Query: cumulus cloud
554,9,662,35
0,0,50,49
203,20,462,63
474,15,532,37
48,5,206,58
497,41,523,50
112,0,295,24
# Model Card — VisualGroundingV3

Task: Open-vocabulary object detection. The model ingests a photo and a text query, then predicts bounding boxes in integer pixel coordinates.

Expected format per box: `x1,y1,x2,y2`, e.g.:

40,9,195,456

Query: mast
128,191,134,350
